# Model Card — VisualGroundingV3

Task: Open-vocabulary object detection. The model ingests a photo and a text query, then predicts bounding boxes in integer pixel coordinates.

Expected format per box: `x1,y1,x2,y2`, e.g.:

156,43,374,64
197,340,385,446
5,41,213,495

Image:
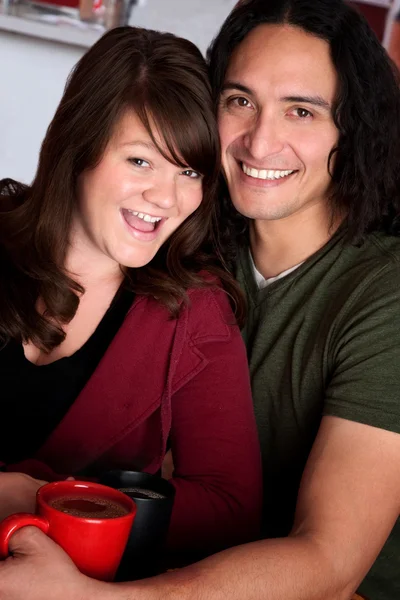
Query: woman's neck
65,231,124,291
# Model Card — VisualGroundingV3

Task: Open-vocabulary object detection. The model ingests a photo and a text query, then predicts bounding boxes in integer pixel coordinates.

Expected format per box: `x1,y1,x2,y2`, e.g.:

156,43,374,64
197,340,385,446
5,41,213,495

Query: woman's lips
122,209,157,233
121,208,165,242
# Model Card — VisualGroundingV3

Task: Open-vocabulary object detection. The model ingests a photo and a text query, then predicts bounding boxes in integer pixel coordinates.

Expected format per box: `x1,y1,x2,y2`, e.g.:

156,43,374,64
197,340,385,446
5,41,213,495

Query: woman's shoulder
185,283,238,344
129,276,240,344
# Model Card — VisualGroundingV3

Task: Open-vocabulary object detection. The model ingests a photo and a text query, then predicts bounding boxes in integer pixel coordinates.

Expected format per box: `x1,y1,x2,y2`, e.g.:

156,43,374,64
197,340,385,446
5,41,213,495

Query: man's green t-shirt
236,229,400,600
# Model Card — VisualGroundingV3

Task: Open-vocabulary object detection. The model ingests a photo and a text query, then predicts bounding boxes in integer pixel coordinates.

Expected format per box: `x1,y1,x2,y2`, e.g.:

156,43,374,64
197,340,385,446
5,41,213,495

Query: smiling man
217,22,342,278
219,27,338,221
206,1,400,598
0,2,400,600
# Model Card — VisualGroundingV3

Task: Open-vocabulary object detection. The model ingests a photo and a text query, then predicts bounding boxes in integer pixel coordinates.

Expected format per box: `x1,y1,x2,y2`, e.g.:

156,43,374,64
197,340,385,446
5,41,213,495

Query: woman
0,26,262,555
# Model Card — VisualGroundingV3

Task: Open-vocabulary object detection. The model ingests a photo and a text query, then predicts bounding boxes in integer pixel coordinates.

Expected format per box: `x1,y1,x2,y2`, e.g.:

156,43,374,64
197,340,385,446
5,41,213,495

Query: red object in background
0,481,136,582
348,2,389,42
33,0,80,8
388,16,400,69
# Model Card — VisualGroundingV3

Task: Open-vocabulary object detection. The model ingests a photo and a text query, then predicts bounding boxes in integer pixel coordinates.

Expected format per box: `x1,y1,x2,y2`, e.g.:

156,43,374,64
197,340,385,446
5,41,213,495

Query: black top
0,287,134,465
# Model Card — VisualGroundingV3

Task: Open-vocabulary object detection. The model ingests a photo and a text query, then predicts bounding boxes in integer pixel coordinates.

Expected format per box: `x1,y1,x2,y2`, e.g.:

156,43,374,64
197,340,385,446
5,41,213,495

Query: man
0,1,399,599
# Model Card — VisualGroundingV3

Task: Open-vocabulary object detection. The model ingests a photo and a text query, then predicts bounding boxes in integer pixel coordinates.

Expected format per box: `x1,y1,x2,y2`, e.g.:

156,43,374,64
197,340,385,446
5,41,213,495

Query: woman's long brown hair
0,26,245,352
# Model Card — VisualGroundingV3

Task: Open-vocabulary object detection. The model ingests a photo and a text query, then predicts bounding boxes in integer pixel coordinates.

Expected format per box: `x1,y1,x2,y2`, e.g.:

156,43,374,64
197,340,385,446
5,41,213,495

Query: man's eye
128,158,150,167
293,108,313,118
182,169,201,179
227,96,253,109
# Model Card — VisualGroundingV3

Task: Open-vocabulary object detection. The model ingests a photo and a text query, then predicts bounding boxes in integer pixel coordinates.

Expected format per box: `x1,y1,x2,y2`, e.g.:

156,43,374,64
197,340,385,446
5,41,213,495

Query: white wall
129,0,237,54
0,0,237,183
0,32,82,182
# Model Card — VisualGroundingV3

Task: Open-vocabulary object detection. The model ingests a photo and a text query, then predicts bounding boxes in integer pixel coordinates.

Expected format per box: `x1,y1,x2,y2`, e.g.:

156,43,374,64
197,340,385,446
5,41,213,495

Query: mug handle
0,513,49,559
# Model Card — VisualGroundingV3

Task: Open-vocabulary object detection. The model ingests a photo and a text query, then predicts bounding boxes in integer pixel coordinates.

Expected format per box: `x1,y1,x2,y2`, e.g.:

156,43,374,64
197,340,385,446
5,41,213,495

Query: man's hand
0,527,103,600
0,473,47,522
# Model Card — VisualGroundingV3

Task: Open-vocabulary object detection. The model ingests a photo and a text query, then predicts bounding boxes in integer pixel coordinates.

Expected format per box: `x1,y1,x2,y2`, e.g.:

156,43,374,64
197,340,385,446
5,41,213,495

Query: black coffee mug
99,470,175,581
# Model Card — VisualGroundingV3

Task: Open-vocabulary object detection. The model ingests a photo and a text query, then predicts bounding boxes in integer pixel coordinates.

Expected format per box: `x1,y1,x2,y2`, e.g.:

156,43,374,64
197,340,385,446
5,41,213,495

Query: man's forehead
227,24,329,67
223,24,337,100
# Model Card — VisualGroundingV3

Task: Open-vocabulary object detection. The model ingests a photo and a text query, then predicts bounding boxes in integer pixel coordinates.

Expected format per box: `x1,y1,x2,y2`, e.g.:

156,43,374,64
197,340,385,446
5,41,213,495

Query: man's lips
235,160,298,187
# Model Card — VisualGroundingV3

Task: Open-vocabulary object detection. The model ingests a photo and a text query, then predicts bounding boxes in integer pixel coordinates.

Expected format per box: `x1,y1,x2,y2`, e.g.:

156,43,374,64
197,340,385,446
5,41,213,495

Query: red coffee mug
0,480,136,581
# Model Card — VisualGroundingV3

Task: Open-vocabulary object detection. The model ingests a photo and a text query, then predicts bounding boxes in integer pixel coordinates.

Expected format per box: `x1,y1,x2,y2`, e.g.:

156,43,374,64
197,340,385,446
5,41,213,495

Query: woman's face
73,110,204,270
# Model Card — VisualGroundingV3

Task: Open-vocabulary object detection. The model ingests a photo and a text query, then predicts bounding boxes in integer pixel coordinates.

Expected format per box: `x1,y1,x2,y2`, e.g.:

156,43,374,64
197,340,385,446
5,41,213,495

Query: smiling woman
0,26,262,567
75,110,205,271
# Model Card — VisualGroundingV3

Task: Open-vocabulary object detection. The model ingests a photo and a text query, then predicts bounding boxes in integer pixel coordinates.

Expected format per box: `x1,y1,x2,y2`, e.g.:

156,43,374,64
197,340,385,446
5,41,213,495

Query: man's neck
250,204,344,279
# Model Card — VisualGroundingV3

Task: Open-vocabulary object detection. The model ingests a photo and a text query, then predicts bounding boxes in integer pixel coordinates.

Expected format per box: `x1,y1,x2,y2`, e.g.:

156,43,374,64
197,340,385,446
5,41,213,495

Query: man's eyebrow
221,82,253,95
282,95,331,111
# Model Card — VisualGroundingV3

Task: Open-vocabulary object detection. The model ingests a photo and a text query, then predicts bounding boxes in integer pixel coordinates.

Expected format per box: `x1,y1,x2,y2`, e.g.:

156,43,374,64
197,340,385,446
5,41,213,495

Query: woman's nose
142,178,178,211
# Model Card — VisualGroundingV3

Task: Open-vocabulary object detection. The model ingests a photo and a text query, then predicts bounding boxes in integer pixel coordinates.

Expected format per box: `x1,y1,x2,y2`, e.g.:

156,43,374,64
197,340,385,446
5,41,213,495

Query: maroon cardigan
3,287,262,553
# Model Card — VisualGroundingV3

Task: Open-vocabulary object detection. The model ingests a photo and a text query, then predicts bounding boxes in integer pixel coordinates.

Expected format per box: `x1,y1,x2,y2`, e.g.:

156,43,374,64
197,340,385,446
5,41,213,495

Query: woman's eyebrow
122,141,157,149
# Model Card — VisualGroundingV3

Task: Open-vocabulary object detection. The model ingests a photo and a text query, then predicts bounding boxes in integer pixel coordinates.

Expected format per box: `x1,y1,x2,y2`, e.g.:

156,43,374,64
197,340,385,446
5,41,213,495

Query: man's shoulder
339,232,400,290
308,230,400,287
235,231,400,312
365,231,400,262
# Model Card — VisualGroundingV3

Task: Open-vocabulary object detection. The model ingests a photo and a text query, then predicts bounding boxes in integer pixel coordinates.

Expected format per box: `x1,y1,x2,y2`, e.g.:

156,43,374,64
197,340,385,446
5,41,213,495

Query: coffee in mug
118,488,166,500
50,495,129,519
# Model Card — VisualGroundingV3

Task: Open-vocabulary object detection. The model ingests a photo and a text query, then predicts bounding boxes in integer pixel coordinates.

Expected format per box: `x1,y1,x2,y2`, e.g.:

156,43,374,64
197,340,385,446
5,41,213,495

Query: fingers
8,527,54,557
9,527,75,568
17,474,48,487
35,479,48,487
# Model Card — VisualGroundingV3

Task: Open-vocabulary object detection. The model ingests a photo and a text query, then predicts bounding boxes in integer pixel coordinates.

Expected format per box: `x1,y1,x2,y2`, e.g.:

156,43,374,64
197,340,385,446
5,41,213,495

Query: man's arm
122,415,400,600
0,415,398,600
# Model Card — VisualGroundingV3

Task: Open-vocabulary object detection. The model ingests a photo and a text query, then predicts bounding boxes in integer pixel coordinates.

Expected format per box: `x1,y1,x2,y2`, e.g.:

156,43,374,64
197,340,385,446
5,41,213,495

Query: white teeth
128,210,162,223
242,163,295,180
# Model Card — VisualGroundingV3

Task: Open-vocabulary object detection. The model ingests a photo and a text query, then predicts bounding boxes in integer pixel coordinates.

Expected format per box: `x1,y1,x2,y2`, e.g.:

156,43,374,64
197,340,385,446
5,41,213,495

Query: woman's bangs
136,93,218,180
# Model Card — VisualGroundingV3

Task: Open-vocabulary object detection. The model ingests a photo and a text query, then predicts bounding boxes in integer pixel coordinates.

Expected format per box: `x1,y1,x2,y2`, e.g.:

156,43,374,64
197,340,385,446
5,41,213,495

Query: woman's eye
128,158,150,167
182,169,201,179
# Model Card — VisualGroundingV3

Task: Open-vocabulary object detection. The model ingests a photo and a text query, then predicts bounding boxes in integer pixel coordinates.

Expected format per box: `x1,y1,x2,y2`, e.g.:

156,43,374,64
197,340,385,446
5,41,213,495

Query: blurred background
0,0,399,183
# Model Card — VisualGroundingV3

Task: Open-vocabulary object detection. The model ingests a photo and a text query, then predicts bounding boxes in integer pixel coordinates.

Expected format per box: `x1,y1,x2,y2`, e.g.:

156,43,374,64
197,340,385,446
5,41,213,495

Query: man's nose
243,112,284,162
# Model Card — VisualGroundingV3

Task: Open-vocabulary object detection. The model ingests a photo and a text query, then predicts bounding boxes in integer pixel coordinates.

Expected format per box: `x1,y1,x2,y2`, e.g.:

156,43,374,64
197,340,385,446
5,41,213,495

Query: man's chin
229,194,267,220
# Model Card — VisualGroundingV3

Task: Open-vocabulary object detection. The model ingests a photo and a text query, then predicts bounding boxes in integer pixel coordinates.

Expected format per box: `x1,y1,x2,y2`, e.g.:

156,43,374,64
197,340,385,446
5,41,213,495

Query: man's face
218,24,339,222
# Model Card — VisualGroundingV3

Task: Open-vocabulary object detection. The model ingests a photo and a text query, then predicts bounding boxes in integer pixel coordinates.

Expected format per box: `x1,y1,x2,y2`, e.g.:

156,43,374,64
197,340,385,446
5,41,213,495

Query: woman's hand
0,527,101,600
0,473,47,522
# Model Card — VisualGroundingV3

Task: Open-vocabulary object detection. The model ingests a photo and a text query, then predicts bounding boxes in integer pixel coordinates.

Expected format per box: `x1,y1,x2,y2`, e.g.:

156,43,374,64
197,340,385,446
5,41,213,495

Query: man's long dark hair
208,0,400,250
0,27,244,352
